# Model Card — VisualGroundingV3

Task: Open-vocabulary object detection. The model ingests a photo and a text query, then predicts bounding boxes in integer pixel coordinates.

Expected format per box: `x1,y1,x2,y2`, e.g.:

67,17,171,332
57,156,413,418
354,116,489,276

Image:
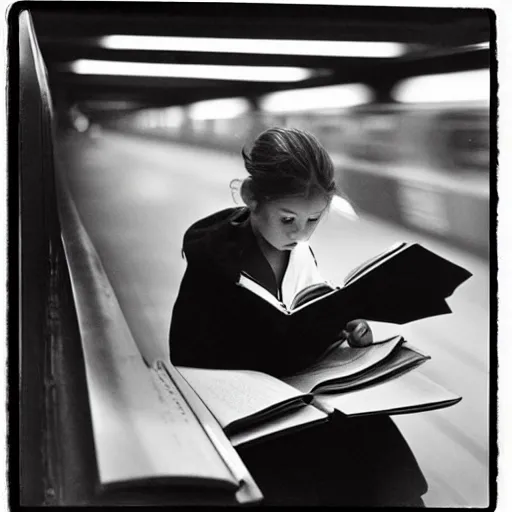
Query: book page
177,367,311,430
320,369,461,417
290,282,336,310
282,336,404,393
315,346,428,393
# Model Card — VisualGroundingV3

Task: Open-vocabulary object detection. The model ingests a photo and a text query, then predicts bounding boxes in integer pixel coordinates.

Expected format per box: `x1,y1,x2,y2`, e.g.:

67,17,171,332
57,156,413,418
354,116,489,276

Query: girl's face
250,194,330,251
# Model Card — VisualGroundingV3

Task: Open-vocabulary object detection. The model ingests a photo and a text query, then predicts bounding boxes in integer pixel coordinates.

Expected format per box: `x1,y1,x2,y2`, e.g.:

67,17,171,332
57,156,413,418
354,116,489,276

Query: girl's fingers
345,319,361,331
341,320,373,346
347,322,373,347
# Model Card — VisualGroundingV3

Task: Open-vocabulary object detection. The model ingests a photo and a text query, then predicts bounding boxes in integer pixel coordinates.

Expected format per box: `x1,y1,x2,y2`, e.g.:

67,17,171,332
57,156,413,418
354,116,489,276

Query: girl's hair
237,127,336,203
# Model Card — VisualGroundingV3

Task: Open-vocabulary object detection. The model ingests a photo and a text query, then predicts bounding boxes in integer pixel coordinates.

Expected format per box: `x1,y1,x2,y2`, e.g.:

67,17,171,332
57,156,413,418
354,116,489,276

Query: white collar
280,242,327,310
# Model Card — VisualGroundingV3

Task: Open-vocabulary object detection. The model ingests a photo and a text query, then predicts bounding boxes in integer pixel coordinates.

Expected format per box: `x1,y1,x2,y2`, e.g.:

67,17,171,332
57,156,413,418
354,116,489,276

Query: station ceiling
29,3,491,119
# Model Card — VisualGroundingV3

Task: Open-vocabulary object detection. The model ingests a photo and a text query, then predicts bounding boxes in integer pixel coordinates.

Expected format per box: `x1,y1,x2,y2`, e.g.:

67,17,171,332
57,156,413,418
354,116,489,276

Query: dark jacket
168,207,428,505
168,207,338,376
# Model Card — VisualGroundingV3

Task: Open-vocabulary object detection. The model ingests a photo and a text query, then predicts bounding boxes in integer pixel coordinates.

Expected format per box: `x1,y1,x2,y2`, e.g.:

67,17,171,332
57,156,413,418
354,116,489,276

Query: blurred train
102,97,490,258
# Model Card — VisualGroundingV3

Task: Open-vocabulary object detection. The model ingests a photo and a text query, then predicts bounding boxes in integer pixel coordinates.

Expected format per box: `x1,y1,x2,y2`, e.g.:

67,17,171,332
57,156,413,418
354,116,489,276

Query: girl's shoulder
181,207,250,278
185,207,247,234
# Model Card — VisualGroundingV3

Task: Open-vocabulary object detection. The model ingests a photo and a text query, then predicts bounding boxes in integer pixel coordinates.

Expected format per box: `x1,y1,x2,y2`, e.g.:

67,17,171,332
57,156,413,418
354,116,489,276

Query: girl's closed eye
281,217,320,225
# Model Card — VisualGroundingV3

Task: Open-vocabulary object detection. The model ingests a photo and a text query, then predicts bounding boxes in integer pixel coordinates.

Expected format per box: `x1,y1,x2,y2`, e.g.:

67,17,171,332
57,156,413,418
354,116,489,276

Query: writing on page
177,367,308,428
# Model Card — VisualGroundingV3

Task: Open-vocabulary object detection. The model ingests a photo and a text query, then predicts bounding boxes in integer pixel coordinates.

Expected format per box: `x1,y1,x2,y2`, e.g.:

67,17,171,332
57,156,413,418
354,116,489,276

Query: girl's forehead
267,195,329,215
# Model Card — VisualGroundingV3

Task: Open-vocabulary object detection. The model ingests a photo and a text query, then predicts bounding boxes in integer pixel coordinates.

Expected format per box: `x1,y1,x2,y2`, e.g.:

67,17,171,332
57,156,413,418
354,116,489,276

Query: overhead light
188,97,250,120
68,59,318,82
82,100,143,110
260,83,372,112
100,35,406,58
392,68,490,103
162,107,186,127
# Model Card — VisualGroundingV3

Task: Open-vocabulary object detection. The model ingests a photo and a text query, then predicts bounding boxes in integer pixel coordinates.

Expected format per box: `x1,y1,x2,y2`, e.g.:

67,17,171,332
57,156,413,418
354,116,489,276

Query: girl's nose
290,223,307,241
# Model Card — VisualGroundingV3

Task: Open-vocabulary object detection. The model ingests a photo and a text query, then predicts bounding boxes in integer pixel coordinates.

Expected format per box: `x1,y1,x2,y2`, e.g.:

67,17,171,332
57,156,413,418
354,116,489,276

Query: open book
237,242,472,325
177,336,461,447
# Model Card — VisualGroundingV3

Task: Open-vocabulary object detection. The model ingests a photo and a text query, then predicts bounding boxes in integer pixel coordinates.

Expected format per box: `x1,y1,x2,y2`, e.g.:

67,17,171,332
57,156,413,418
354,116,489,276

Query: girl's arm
168,264,235,369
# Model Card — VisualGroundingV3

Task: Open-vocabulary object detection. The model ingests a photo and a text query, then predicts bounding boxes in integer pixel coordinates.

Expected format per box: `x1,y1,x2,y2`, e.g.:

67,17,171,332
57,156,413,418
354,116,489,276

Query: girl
169,127,373,375
169,127,427,506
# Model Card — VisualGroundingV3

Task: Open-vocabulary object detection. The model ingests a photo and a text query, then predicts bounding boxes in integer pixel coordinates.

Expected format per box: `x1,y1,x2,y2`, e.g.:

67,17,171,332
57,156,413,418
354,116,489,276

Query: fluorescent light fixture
68,59,316,82
100,35,406,58
188,97,250,120
260,83,371,113
82,100,143,110
392,68,490,103
162,106,186,127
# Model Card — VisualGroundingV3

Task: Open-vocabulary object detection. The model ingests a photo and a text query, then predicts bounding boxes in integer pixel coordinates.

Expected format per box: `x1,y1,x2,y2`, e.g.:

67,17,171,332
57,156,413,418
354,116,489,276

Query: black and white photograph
13,0,501,508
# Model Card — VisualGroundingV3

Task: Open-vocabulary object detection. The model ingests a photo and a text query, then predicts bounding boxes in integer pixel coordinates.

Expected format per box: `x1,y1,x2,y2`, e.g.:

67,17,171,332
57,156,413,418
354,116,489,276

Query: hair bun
237,127,336,204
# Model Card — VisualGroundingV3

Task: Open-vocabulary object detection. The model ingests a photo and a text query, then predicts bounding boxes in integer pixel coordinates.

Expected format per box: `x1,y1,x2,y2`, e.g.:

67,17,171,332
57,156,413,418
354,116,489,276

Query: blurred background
20,3,492,507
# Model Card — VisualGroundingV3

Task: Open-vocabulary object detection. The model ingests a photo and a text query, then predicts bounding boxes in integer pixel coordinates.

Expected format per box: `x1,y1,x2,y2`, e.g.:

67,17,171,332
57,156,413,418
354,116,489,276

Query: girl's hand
341,319,373,348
